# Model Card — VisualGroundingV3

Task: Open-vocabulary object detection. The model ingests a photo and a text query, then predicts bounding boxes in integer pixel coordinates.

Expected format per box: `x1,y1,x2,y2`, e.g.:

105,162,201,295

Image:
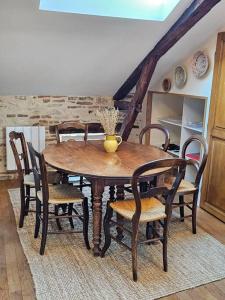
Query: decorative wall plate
162,78,171,92
192,51,209,78
174,65,187,88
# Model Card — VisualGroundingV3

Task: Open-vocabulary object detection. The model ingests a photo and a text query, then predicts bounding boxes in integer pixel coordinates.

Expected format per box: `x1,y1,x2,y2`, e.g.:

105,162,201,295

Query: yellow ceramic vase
104,135,122,153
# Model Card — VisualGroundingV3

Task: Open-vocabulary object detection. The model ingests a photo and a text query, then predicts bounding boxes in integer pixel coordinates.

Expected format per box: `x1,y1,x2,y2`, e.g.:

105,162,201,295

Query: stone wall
0,96,144,179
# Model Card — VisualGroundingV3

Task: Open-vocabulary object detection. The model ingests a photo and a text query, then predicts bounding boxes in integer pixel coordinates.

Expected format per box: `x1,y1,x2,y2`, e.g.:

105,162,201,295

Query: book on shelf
186,153,200,161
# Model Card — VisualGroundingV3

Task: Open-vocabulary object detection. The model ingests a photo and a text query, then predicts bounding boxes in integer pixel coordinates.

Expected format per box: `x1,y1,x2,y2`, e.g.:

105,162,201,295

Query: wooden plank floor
0,180,225,300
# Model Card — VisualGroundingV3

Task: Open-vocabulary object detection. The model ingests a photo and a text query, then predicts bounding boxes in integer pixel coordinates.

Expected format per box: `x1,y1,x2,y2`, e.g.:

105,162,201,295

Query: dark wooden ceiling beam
113,0,221,101
120,56,158,140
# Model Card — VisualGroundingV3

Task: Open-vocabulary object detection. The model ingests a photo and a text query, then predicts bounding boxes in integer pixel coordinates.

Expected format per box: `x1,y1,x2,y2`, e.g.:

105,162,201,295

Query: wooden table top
43,140,171,180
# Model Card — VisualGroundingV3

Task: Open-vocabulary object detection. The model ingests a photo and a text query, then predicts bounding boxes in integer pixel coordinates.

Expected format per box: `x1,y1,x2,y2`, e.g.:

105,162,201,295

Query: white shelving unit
148,92,207,182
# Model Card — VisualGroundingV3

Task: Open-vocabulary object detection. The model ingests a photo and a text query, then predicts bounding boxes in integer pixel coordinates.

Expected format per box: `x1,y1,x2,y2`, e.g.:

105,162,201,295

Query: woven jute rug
8,188,225,300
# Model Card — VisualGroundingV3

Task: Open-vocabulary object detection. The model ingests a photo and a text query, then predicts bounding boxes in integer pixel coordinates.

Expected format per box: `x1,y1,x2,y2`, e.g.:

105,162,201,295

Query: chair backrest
139,124,170,152
9,131,30,181
181,135,208,187
131,158,187,221
55,121,88,143
27,142,49,202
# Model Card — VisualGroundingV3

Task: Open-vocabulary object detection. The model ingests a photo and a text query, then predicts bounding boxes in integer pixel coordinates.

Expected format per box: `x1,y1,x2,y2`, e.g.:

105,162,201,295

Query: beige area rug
8,188,225,300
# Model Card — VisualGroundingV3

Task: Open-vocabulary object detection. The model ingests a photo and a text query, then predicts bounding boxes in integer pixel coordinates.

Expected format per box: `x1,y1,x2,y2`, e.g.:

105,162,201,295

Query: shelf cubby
147,91,207,182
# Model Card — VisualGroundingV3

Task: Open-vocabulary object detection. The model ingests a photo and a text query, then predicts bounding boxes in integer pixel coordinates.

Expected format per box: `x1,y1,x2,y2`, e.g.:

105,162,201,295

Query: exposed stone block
17,114,28,117
30,115,40,119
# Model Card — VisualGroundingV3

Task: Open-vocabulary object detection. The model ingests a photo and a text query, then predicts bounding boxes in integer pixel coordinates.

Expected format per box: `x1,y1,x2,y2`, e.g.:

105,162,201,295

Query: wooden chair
139,123,170,152
164,135,208,234
56,121,105,209
55,121,88,144
9,131,61,228
101,158,187,281
125,124,170,195
55,121,90,187
9,131,35,228
27,142,90,255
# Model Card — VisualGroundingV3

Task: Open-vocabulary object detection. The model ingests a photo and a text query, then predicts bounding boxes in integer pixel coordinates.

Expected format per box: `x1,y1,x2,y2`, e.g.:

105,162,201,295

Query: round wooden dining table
43,140,171,256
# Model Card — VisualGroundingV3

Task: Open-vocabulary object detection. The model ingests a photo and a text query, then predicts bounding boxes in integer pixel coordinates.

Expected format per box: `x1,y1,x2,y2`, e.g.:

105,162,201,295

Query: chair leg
54,205,62,231
109,186,115,202
62,173,68,184
25,185,30,216
68,203,74,229
132,220,139,282
152,221,158,239
192,193,198,234
146,222,153,245
91,185,94,211
34,198,41,238
163,219,168,272
179,195,184,222
40,204,49,255
140,182,148,193
82,198,90,250
61,204,67,213
150,176,157,188
80,176,84,191
19,184,26,228
101,204,113,257
116,185,124,241
116,213,124,242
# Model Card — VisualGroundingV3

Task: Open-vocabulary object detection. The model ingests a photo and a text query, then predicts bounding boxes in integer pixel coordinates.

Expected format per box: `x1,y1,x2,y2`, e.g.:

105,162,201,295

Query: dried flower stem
96,107,119,135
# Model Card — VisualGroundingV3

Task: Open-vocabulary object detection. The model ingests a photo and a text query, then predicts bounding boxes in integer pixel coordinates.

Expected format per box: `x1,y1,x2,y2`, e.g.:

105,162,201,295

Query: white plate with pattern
174,65,187,88
192,51,209,78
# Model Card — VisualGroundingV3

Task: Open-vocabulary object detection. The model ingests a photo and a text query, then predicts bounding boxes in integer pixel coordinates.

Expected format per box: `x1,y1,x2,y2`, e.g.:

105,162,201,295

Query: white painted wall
151,34,220,135
0,0,193,96
152,36,217,98
1,0,225,96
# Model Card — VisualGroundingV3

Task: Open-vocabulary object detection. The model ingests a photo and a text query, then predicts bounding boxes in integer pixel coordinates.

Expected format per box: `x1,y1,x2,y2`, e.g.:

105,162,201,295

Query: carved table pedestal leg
92,179,104,256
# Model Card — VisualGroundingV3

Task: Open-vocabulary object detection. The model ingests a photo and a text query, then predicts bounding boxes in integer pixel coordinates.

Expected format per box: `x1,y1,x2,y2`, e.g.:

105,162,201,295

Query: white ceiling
0,0,224,96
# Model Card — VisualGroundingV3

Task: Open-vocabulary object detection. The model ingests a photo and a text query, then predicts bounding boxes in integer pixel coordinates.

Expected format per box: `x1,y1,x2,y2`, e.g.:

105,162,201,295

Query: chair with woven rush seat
164,135,208,234
27,142,90,255
140,123,170,192
55,121,90,188
124,124,170,195
9,131,35,228
55,121,88,143
9,131,61,228
101,158,187,281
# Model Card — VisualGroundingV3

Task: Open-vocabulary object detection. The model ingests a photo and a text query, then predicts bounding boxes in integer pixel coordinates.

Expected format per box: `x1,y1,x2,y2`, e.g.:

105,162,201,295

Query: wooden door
201,33,225,222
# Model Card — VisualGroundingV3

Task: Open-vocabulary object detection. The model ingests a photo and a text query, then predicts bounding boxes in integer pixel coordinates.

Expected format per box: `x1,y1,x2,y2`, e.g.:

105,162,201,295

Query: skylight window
39,0,181,21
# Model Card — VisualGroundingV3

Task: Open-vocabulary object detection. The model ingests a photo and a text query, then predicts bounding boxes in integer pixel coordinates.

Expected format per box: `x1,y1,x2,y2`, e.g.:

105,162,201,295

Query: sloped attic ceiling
0,0,224,96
